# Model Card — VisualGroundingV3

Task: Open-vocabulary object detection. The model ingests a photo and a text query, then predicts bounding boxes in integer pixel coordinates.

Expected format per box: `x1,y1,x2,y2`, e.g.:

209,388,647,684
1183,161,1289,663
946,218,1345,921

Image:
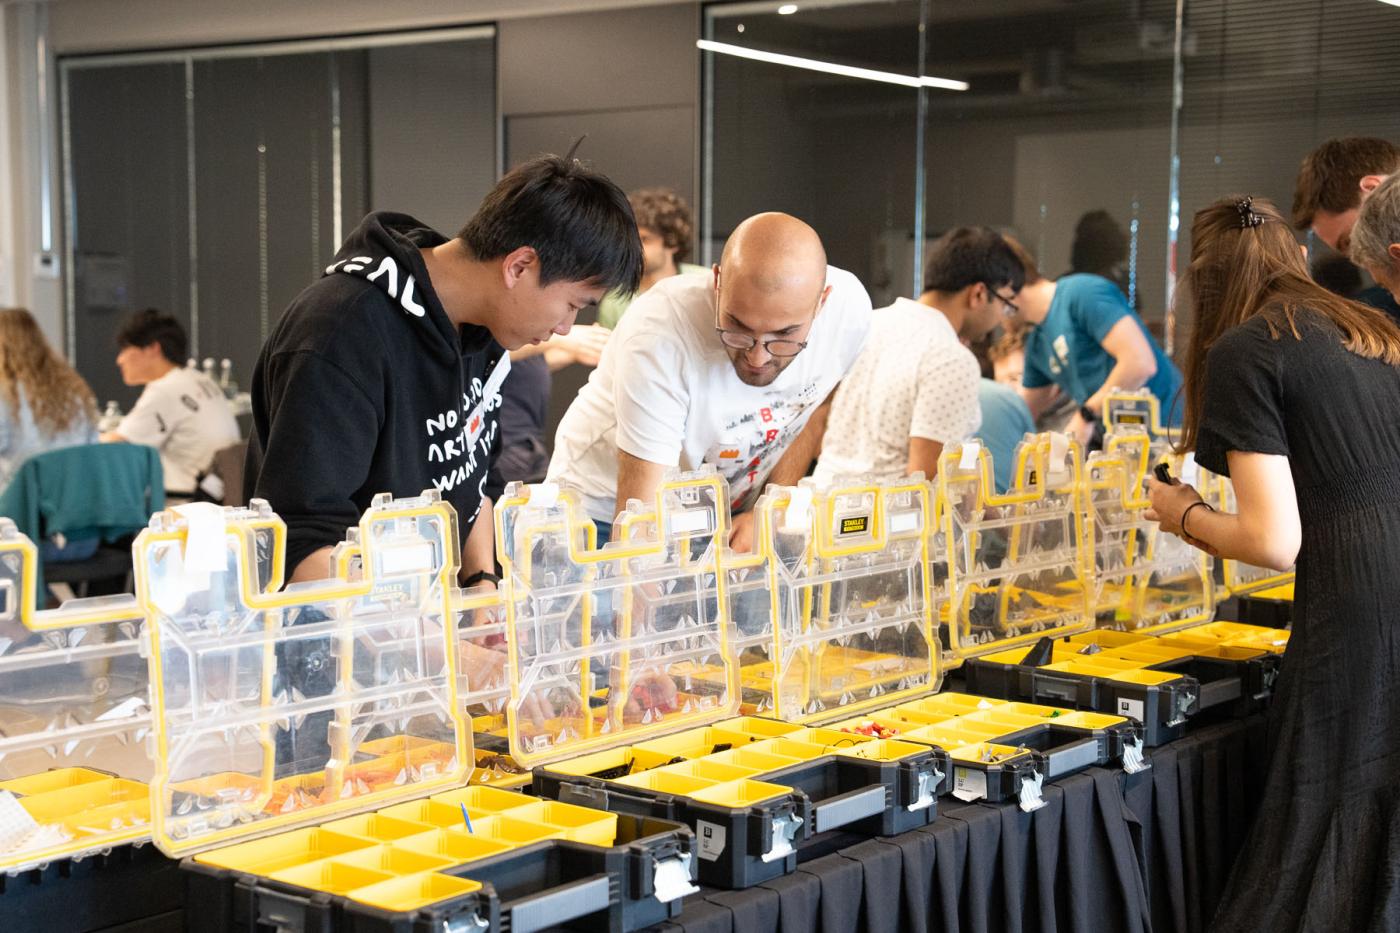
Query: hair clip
1236,196,1264,229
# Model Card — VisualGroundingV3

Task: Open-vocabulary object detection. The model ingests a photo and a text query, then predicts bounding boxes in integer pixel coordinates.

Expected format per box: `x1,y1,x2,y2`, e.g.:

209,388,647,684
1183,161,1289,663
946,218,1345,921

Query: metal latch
441,911,490,933
1017,770,1046,813
652,852,699,902
761,812,802,863
1121,735,1150,774
907,765,941,812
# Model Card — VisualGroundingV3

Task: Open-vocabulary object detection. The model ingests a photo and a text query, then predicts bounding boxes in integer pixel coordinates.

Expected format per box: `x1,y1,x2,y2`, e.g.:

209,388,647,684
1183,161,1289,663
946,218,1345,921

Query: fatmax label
839,515,870,536
1117,413,1146,425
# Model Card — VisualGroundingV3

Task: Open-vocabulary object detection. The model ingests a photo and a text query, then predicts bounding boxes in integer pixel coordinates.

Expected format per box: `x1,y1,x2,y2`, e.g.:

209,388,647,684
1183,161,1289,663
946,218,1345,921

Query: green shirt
596,262,708,330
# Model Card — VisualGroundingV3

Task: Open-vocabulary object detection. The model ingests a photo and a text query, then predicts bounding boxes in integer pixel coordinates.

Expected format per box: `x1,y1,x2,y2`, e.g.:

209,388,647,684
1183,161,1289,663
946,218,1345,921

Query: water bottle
202,358,217,383
98,401,122,433
186,358,197,370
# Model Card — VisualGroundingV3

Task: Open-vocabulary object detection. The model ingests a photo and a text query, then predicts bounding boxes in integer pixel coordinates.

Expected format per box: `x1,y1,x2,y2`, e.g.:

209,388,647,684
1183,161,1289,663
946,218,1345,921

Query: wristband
1180,500,1215,541
463,570,501,588
1078,405,1099,423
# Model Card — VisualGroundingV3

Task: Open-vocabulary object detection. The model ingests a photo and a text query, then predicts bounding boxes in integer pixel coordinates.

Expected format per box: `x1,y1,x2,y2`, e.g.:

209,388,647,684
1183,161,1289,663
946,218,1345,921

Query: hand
1065,411,1095,448
729,510,757,553
1145,476,1219,556
622,670,679,723
550,324,612,367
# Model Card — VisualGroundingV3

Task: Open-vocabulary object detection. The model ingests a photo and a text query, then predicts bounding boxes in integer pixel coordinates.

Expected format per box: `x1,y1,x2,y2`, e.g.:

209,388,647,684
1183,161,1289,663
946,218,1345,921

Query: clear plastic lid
1103,387,1177,441
496,469,737,767
139,493,470,857
723,476,941,722
937,433,1094,662
0,521,153,872
1086,432,1214,634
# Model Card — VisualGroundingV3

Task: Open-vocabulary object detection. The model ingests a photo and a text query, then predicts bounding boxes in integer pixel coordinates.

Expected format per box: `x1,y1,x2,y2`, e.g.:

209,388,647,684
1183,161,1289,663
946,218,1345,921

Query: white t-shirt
116,367,240,494
813,297,981,484
548,267,873,523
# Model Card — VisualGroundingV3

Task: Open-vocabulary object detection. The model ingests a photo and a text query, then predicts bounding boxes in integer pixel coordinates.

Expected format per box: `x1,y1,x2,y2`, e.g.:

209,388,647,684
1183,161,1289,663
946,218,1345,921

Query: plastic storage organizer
147,493,695,933
0,510,285,875
515,472,945,887
961,423,1289,743
936,432,1095,663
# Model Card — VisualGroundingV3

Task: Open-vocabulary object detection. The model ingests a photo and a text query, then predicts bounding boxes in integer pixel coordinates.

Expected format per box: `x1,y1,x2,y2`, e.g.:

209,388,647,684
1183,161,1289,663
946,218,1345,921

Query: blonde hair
0,308,98,434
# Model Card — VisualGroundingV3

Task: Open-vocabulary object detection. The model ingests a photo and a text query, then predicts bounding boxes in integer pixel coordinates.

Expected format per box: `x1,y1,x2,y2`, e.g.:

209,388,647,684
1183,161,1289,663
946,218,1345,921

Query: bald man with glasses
548,212,873,551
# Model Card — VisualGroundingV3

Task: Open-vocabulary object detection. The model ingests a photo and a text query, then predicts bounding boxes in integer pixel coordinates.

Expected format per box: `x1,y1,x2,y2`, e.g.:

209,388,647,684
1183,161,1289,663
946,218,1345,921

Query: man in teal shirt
1004,246,1181,446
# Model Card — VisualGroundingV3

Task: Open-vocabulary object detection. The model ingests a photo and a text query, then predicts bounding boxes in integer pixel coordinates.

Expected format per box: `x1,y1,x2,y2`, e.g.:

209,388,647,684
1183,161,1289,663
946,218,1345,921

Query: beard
730,354,790,387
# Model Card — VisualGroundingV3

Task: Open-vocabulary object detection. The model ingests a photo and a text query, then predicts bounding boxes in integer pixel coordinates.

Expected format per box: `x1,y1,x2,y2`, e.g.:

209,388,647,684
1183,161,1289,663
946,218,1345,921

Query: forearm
461,496,496,578
290,546,334,583
1180,506,1294,571
1084,360,1154,414
768,397,832,487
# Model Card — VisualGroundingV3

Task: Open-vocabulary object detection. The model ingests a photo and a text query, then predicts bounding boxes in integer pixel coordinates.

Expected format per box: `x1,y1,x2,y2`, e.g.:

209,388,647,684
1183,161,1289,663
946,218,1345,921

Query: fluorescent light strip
697,39,969,92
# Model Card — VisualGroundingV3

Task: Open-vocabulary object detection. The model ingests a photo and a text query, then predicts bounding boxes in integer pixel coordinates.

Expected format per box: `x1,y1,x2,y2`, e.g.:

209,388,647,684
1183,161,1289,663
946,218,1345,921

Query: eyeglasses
714,327,809,357
713,282,818,358
986,284,1020,318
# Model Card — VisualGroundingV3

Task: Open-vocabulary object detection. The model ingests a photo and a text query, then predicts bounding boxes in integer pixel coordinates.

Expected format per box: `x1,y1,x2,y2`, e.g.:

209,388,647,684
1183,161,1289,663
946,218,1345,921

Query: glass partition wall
60,28,497,410
702,0,1400,348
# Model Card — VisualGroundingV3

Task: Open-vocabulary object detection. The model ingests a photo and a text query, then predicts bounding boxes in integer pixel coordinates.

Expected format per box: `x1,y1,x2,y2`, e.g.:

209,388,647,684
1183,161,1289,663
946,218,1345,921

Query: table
649,713,1269,933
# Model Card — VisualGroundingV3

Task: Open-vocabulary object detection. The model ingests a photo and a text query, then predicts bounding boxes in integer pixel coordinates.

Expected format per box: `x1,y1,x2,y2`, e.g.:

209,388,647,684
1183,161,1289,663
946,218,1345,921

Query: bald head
720,213,828,299
714,213,832,387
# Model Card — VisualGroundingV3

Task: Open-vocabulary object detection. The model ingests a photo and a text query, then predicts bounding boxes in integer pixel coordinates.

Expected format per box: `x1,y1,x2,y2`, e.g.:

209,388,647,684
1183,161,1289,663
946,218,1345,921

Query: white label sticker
951,767,988,802
1117,697,1146,722
696,820,727,861
0,791,38,851
888,510,920,536
668,508,712,536
958,440,982,471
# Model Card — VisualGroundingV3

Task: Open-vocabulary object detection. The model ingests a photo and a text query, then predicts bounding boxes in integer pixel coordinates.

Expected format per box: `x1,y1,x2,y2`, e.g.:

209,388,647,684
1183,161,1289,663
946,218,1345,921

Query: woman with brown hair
1146,195,1400,931
0,307,99,493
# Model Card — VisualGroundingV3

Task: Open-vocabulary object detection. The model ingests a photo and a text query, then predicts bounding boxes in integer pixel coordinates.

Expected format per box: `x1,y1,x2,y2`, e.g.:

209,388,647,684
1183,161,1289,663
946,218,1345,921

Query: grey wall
367,41,498,235
498,2,701,450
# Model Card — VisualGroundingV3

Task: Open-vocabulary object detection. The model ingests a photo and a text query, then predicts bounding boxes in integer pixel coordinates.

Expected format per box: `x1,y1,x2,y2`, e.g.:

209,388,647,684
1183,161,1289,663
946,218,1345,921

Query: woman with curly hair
0,308,99,493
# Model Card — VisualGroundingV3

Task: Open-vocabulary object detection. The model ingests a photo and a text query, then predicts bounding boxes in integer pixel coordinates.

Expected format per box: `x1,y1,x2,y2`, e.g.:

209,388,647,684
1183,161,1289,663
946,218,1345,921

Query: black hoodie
246,212,508,573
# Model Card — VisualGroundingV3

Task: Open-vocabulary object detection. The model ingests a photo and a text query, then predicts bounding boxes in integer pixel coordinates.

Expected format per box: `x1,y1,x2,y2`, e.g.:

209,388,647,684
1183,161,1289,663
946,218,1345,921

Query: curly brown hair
0,308,97,434
628,188,693,263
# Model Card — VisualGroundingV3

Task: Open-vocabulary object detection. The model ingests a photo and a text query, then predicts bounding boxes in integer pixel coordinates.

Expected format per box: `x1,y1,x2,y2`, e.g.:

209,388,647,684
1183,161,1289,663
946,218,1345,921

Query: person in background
486,188,697,496
596,188,705,330
1292,136,1400,323
814,226,1021,484
1145,194,1400,932
1002,240,1182,447
1310,253,1364,299
548,212,872,551
102,308,238,503
0,308,100,544
1350,172,1400,307
1065,209,1135,308
247,154,640,587
976,329,1036,493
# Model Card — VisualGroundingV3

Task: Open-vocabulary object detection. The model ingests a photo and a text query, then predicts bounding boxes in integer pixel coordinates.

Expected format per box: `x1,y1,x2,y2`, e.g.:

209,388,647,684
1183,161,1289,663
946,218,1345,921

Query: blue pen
459,802,474,833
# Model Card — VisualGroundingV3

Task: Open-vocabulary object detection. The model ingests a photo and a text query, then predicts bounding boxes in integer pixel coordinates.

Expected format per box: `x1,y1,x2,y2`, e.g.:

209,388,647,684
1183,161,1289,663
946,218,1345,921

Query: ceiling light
778,4,799,13
1379,0,1400,7
696,39,969,91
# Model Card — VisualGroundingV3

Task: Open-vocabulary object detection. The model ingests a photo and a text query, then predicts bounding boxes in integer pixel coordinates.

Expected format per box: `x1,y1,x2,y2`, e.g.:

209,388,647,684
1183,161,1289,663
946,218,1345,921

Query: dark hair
1292,137,1400,230
116,308,187,364
629,188,693,264
922,226,1026,296
1176,194,1400,453
1069,210,1128,275
460,154,642,294
1000,233,1043,284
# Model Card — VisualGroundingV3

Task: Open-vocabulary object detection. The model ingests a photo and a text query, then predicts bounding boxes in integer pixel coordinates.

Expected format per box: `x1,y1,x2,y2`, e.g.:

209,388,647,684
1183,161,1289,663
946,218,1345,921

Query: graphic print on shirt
709,379,823,509
424,353,511,520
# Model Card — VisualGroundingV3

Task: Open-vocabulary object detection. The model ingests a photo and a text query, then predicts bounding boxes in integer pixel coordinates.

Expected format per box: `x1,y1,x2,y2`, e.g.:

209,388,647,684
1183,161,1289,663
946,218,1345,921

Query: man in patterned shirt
814,227,1024,484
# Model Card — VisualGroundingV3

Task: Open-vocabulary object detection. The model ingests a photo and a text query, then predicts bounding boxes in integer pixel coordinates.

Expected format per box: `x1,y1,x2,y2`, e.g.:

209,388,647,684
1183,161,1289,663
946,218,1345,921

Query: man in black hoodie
246,154,642,587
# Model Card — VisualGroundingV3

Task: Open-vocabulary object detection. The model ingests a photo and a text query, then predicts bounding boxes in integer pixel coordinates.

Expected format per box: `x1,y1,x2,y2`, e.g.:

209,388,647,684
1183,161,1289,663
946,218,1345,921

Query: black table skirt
651,714,1269,933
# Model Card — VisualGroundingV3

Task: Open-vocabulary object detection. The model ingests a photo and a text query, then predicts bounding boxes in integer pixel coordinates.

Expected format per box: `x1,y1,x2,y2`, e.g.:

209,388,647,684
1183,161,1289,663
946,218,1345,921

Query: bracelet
1180,500,1215,541
463,570,501,588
